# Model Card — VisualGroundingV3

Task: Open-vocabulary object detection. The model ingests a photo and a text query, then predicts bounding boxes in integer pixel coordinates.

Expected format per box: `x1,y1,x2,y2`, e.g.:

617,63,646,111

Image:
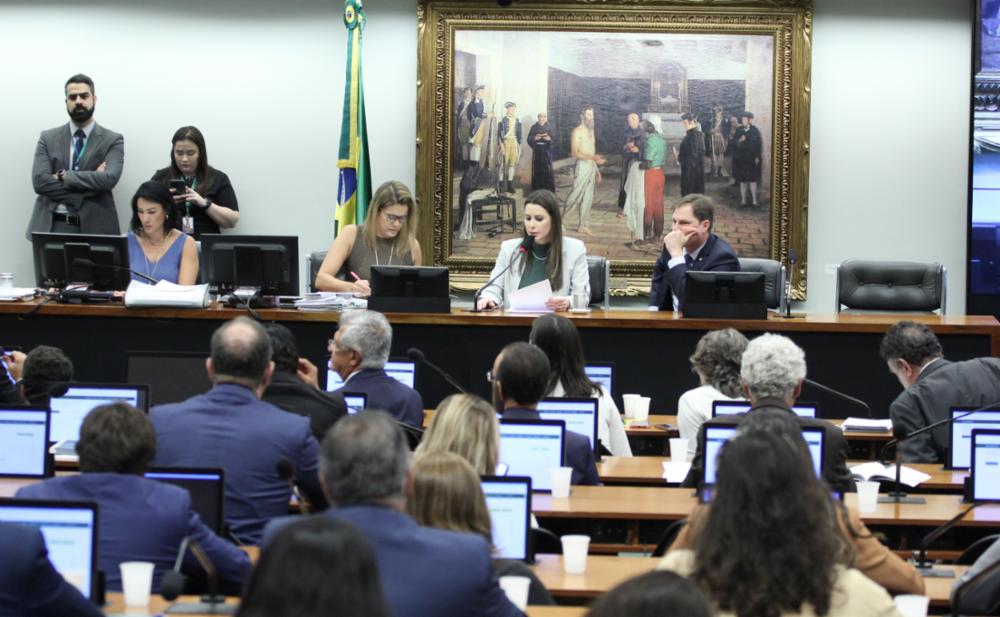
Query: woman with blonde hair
415,394,499,476
315,180,422,297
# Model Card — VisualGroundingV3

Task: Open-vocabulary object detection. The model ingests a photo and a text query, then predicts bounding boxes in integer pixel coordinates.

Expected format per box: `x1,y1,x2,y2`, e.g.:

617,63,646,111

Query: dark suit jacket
343,368,424,428
889,357,1000,463
682,398,853,494
0,523,102,617
16,473,250,593
262,370,347,442
149,383,326,544
502,407,600,486
649,232,740,311
264,506,524,617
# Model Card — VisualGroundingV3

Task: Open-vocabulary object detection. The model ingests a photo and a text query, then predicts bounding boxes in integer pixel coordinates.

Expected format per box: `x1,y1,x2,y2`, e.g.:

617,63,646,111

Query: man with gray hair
151,316,326,544
264,412,524,617
683,333,852,493
329,309,423,427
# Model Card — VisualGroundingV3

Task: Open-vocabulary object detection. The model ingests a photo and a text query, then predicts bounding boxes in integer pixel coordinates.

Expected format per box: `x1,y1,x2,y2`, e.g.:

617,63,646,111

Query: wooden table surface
626,415,894,442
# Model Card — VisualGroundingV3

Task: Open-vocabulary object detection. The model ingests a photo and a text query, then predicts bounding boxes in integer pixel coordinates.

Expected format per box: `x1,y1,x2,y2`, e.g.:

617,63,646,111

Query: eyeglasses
382,211,408,224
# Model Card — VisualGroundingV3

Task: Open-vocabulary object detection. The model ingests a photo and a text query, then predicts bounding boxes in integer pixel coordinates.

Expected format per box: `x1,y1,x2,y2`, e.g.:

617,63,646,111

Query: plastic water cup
0,273,13,296
632,396,651,422
894,594,930,617
669,438,690,462
622,394,641,419
120,561,155,607
550,466,572,498
855,480,880,513
498,576,531,609
571,292,589,310
561,535,591,574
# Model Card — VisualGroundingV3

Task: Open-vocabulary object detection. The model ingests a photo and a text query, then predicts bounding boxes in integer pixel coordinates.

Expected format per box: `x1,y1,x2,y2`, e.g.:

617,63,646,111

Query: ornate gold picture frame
416,0,812,299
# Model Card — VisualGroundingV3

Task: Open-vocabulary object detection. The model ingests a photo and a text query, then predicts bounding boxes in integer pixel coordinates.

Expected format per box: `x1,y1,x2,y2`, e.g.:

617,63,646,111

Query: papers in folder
293,292,367,312
124,280,210,308
850,461,930,487
506,279,553,313
840,417,893,432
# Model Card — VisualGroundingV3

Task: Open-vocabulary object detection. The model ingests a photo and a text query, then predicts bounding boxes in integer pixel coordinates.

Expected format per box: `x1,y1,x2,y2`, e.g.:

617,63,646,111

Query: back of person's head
415,394,499,476
879,320,943,366
529,314,598,398
585,570,712,617
237,516,389,617
406,451,492,543
77,403,156,475
209,317,273,388
690,328,748,399
693,430,846,617
264,323,299,374
321,411,409,506
337,310,392,370
740,333,805,402
494,342,550,407
21,345,73,405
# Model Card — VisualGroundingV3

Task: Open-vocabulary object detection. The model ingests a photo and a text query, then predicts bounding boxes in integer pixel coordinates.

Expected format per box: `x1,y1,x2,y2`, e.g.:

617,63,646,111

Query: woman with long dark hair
127,181,198,284
529,314,630,456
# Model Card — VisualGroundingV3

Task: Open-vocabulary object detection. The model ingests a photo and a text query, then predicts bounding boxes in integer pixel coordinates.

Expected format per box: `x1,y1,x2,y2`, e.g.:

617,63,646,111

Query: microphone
407,347,466,394
71,257,158,285
913,502,982,577
782,248,800,318
472,236,534,313
277,458,312,515
160,536,235,614
802,377,872,418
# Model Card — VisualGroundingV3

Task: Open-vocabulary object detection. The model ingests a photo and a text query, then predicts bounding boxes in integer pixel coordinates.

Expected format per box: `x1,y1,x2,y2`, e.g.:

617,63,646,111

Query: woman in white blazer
477,189,590,311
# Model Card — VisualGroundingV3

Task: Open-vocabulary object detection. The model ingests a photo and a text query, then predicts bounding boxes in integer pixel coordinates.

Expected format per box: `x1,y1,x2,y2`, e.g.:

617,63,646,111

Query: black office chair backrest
306,250,351,293
586,255,608,307
737,257,785,311
836,260,946,314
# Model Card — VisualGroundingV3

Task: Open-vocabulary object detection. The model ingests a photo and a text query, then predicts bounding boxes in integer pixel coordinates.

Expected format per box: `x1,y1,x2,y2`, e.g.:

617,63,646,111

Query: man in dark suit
150,317,326,545
0,522,102,617
263,412,524,617
648,194,739,312
492,342,599,486
330,310,423,428
262,323,346,441
26,74,124,238
881,320,1000,463
683,333,853,494
17,403,250,592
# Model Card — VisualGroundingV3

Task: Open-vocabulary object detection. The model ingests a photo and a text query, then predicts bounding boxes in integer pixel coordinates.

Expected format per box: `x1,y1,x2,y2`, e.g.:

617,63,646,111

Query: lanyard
183,176,199,216
72,139,88,168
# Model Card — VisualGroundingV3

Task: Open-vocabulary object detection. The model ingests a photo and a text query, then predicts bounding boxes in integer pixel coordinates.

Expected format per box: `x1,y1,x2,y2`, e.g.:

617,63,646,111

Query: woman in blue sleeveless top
127,181,198,284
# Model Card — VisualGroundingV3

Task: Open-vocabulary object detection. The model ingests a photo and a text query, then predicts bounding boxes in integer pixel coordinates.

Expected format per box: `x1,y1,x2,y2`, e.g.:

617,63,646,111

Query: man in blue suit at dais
150,316,326,545
329,309,424,428
17,403,250,592
263,411,524,617
648,193,740,312
492,341,599,485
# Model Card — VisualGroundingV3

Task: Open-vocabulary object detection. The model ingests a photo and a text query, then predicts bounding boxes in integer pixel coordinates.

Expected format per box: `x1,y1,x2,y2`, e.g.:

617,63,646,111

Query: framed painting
416,0,813,299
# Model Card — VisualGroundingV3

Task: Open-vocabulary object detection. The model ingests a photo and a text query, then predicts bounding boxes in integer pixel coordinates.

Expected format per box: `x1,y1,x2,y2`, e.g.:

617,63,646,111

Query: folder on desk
124,280,210,308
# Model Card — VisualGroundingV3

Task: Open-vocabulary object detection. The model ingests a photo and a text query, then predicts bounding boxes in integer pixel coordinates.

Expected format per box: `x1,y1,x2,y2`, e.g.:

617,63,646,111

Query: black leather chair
586,255,610,310
305,251,328,293
738,257,787,313
835,260,946,314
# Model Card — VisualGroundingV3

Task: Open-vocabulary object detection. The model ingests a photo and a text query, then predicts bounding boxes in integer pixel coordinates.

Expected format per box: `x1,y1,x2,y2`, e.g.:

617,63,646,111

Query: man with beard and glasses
26,74,125,237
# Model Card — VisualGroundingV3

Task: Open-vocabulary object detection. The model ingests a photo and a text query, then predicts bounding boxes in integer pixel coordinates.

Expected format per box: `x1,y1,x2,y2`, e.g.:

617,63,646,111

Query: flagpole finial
344,0,365,30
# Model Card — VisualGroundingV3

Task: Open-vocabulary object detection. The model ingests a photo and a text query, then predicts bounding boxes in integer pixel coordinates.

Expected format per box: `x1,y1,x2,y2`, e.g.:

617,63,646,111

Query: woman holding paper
476,189,589,311
127,181,198,285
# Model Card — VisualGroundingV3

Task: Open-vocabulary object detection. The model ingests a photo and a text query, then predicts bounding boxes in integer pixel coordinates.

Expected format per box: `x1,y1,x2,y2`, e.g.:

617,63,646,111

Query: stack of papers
294,292,367,312
841,417,894,432
0,287,37,302
850,461,931,487
124,280,210,308
661,461,692,484
506,280,554,313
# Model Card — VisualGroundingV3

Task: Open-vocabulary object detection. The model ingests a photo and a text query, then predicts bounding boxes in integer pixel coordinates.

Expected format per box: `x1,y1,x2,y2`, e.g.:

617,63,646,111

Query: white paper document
661,462,692,484
506,279,553,313
124,280,210,308
840,417,894,432
850,461,931,487
293,292,367,312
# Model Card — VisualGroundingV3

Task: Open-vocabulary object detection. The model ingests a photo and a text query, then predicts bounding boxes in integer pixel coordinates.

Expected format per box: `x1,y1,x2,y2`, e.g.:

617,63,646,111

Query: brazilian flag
335,0,372,233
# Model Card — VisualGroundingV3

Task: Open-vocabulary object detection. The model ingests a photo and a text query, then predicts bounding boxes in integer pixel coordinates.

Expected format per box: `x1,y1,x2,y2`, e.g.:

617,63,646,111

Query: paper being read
507,279,553,312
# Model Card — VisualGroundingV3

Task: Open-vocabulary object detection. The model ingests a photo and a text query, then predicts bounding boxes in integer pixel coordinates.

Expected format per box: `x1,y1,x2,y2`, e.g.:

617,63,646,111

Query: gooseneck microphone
472,235,534,312
407,347,467,394
71,257,157,285
277,458,312,515
160,536,235,614
913,502,982,577
802,377,872,418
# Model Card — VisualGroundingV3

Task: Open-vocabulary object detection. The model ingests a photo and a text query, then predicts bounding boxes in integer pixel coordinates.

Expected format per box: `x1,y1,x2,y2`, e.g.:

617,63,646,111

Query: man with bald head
150,316,325,544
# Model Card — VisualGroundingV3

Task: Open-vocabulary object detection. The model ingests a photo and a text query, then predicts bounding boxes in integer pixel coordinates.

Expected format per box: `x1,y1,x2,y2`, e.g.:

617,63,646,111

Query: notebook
537,397,599,456
144,467,225,534
0,405,51,478
50,383,149,455
481,475,533,561
498,419,565,492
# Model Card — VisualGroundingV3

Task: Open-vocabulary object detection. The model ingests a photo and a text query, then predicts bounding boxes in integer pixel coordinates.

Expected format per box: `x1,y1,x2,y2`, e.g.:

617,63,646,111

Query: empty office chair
586,255,610,311
738,257,787,313
835,260,946,314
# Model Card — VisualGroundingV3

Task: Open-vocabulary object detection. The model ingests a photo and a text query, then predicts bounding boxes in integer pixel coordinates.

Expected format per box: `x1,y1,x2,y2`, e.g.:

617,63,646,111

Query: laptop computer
50,383,150,457
537,397,600,457
144,467,225,534
711,400,819,419
0,498,99,600
0,405,52,478
947,408,1000,469
970,429,1000,502
481,475,533,562
326,358,416,391
584,362,614,400
498,419,565,492
342,392,368,415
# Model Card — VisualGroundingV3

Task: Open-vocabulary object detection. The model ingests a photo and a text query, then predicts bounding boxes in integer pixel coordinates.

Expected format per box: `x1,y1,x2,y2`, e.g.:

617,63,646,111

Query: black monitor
684,271,767,320
368,266,450,313
31,232,130,291
200,234,299,295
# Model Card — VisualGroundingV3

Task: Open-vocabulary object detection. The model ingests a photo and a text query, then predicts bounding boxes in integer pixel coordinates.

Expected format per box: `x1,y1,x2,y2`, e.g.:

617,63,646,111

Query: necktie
685,254,694,268
71,129,86,171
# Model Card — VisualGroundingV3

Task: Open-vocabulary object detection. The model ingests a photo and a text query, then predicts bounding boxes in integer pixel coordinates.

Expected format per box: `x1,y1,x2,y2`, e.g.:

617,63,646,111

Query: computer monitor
0,498,98,600
49,383,149,445
584,362,614,400
481,476,533,562
342,392,367,415
498,419,565,492
948,408,1000,469
711,401,818,419
326,359,416,391
701,424,823,496
144,467,225,534
31,232,130,291
0,405,51,478
537,397,600,457
127,351,210,406
801,427,825,479
683,271,767,320
970,429,1000,502
368,266,450,313
200,234,299,295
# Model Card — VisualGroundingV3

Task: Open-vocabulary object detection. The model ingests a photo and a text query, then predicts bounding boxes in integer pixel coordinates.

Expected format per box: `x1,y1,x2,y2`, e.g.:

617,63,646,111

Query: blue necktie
71,129,85,171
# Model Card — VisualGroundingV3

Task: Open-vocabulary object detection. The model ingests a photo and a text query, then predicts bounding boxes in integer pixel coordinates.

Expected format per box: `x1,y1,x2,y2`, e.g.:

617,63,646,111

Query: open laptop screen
498,419,565,492
342,392,367,415
50,384,149,444
948,408,1000,469
481,476,532,561
971,429,1000,502
711,401,818,418
327,359,416,391
144,468,224,534
703,425,823,487
0,406,51,478
584,363,614,399
537,397,599,455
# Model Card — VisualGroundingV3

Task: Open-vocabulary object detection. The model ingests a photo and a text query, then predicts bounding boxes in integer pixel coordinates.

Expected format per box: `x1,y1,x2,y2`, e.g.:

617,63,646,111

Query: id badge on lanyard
182,204,195,235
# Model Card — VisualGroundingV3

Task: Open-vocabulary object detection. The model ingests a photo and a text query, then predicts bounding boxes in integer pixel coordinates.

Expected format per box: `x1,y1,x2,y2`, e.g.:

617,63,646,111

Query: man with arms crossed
563,105,604,235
